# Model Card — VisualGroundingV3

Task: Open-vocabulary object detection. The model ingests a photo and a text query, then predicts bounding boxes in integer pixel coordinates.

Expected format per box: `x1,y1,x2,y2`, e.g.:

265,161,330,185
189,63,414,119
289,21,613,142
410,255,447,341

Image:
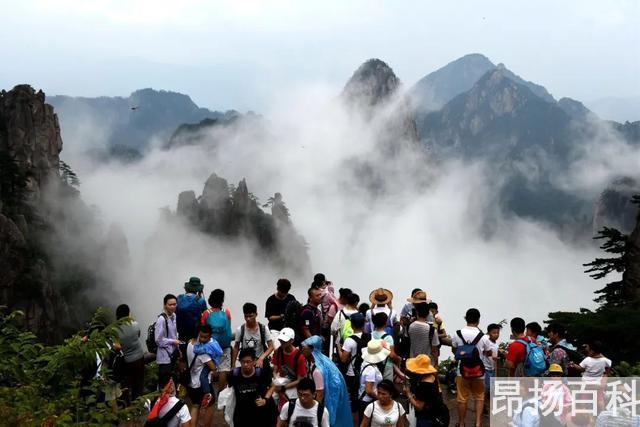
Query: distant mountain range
46,54,640,237
48,88,237,153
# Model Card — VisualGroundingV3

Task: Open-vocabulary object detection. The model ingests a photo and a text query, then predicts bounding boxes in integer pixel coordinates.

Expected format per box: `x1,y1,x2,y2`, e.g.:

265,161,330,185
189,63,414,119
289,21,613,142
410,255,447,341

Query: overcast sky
1,0,638,112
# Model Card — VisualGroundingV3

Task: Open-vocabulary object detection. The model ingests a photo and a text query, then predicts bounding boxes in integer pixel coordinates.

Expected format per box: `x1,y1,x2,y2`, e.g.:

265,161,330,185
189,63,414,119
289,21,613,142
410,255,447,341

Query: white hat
361,339,391,364
278,327,295,343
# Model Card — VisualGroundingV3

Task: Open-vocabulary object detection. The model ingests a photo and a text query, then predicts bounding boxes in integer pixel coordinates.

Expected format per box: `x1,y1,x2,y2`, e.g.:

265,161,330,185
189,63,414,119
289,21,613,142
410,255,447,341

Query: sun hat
361,339,391,364
406,354,438,375
184,276,204,292
369,288,393,306
407,290,428,304
278,327,295,343
548,363,563,374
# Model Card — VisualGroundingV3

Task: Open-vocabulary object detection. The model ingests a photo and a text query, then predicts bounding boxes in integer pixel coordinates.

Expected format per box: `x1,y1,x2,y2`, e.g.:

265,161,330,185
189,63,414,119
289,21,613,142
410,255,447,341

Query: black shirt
229,368,271,414
412,380,445,419
265,293,296,330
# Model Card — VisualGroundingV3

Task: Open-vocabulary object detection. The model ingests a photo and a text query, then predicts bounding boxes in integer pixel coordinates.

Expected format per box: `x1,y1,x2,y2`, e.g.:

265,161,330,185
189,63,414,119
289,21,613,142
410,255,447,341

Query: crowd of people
108,274,617,427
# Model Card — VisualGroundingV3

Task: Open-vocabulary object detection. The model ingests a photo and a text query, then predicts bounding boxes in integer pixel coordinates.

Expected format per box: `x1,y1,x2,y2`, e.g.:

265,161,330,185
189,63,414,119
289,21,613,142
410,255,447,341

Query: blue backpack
454,330,485,379
176,294,206,341
204,309,232,349
516,339,547,376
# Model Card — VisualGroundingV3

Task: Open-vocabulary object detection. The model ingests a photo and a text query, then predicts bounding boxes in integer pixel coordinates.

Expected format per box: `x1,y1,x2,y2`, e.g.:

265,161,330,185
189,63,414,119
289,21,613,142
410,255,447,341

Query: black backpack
286,398,325,426
146,313,168,354
106,349,126,383
144,400,186,427
342,333,371,377
284,300,304,343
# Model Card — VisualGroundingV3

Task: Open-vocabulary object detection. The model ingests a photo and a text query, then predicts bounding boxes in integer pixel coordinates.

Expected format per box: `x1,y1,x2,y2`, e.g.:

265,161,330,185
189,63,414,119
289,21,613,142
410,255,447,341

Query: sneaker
201,393,212,408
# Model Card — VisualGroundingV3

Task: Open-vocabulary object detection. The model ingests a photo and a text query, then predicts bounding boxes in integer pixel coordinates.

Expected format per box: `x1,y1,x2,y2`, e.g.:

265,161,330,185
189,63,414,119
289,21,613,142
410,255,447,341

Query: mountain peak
341,58,401,108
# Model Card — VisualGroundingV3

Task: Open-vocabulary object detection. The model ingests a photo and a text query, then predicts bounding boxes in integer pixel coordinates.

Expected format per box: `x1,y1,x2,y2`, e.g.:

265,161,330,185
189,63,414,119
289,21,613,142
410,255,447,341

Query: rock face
175,173,311,277
1,85,127,341
558,97,596,121
342,59,402,111
593,177,640,235
48,88,234,151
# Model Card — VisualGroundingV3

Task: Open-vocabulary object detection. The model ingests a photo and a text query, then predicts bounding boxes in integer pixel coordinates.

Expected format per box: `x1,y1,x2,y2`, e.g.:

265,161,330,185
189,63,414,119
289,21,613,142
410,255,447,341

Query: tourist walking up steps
361,379,407,427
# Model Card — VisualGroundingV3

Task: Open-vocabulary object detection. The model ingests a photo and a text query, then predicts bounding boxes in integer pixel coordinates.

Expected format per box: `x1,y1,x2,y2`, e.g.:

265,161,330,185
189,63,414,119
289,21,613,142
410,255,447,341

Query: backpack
176,294,205,341
202,309,232,349
286,398,325,426
343,333,372,377
107,349,126,383
454,330,485,379
284,300,304,343
340,310,355,342
366,401,402,427
275,347,304,381
144,400,186,427
238,323,267,352
516,339,547,377
146,313,168,354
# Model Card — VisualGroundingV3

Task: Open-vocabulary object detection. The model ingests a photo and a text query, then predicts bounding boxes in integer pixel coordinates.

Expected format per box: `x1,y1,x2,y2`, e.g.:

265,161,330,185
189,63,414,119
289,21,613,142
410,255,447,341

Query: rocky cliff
1,85,128,341
593,177,640,235
174,173,311,278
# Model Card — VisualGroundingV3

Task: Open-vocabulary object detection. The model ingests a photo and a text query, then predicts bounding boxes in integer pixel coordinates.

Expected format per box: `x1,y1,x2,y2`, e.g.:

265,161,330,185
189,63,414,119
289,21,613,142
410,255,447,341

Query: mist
60,82,607,338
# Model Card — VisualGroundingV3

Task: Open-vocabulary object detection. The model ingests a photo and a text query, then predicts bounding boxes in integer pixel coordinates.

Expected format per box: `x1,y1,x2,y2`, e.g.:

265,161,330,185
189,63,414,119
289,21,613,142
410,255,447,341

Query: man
265,278,297,332
185,324,218,426
277,377,330,427
408,302,440,361
300,286,323,340
506,317,531,377
176,277,207,345
113,304,145,402
526,321,549,351
451,308,492,427
201,289,233,390
330,292,359,345
230,348,276,427
155,294,180,389
273,327,308,406
231,302,274,373
335,312,368,421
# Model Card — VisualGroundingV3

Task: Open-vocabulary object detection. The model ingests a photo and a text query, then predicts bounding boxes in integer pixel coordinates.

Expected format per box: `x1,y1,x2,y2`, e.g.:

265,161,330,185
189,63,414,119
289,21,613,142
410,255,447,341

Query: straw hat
361,339,391,364
406,354,438,375
369,288,393,306
407,290,428,304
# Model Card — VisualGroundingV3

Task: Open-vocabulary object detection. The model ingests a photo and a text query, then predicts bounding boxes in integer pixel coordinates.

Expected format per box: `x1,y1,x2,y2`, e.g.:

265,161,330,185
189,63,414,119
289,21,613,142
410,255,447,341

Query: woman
301,335,352,427
403,354,450,427
359,340,391,422
360,379,407,427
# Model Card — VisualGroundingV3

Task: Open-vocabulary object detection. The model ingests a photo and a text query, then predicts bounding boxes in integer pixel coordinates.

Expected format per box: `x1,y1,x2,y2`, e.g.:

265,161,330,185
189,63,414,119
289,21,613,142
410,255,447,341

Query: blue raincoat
302,335,352,427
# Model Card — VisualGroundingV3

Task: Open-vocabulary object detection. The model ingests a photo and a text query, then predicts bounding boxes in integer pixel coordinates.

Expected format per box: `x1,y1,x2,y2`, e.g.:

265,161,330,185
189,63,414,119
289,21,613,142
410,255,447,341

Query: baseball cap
278,327,295,343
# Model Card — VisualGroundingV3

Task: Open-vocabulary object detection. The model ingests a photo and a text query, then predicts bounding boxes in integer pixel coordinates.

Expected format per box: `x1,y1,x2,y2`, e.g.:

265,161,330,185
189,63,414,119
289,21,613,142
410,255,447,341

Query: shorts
218,347,231,372
187,386,216,407
456,376,485,403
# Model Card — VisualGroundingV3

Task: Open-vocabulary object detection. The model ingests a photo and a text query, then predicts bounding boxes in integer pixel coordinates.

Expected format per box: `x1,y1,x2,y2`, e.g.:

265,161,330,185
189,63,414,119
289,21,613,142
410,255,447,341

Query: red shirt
274,348,307,379
506,336,533,366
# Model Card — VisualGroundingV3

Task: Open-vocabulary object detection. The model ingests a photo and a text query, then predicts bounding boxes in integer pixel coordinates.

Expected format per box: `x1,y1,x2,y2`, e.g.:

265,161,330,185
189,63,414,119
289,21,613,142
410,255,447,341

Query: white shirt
157,396,192,427
365,306,399,331
186,342,212,388
342,332,364,376
451,326,492,376
279,400,330,427
331,308,358,340
481,339,499,371
358,364,384,403
580,356,611,378
364,400,406,427
235,323,273,358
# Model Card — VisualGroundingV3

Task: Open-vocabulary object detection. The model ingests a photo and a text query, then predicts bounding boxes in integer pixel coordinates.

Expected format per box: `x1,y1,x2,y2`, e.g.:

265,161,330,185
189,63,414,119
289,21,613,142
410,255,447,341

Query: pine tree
59,160,81,188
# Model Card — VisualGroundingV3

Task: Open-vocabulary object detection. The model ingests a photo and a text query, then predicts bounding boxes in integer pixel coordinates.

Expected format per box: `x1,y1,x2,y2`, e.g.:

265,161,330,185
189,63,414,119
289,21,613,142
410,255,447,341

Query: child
193,332,223,401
